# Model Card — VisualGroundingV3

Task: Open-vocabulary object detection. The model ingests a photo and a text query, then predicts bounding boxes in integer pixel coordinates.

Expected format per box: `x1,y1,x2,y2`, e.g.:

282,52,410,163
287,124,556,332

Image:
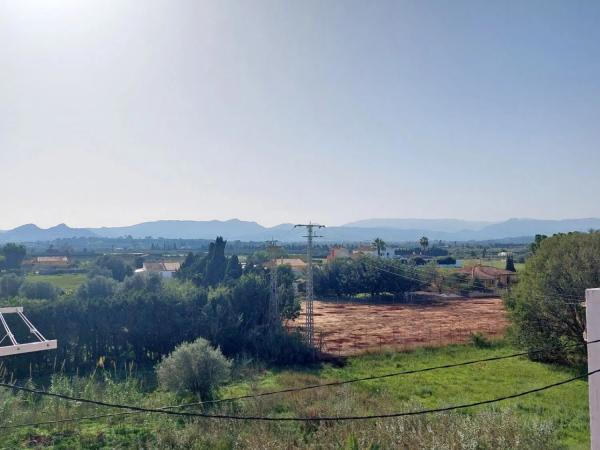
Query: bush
410,256,426,266
470,332,492,348
436,256,456,265
506,231,600,364
19,280,58,300
156,338,231,398
77,276,117,300
0,274,23,298
94,255,133,282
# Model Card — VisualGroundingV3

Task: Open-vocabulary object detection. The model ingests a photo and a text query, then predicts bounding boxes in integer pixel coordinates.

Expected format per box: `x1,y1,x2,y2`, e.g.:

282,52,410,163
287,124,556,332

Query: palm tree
372,238,386,257
419,236,429,254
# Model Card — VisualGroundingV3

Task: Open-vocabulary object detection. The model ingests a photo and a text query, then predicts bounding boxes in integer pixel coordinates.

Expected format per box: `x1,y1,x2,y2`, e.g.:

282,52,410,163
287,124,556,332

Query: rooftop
142,262,181,272
268,258,307,269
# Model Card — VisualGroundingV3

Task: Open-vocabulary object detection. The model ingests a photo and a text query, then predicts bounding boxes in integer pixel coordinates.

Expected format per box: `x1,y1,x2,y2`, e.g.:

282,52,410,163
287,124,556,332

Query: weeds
0,342,588,449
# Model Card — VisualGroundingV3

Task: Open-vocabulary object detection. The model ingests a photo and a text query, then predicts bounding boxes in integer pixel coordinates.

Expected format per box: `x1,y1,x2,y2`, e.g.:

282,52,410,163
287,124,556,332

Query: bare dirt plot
292,298,508,356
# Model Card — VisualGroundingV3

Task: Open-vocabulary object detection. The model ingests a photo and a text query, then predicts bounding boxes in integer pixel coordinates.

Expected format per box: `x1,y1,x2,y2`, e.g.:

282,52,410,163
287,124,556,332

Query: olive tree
156,338,231,399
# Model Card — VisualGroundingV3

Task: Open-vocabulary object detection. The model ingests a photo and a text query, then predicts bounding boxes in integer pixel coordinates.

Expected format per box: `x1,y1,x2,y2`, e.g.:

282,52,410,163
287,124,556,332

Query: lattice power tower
294,223,325,346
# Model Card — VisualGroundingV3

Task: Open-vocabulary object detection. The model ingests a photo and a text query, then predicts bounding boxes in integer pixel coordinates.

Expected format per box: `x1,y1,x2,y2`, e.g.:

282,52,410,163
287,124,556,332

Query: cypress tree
505,254,516,272
226,254,243,280
205,237,228,286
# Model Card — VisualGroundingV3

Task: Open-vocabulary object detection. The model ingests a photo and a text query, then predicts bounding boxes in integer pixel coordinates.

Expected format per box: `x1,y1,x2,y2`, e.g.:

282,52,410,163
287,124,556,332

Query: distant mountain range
1,218,599,244
343,219,494,232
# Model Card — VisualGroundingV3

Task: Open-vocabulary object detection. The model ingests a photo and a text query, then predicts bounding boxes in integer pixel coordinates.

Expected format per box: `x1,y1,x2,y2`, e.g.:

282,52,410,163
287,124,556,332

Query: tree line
313,256,425,298
1,238,309,377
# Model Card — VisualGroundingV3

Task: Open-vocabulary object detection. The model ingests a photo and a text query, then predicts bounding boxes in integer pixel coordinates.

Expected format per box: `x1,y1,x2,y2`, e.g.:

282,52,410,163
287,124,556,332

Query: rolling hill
1,218,599,243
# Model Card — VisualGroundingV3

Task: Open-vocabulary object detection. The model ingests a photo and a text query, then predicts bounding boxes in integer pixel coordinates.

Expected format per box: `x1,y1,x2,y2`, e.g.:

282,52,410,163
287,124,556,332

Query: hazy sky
1,0,599,229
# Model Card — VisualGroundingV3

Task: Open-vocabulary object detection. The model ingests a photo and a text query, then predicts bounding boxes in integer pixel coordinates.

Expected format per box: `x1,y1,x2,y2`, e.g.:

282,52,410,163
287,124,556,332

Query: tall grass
0,342,588,449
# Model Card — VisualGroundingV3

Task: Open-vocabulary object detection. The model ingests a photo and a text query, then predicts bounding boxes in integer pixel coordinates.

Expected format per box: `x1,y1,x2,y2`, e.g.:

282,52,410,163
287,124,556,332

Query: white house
135,262,181,278
379,247,399,259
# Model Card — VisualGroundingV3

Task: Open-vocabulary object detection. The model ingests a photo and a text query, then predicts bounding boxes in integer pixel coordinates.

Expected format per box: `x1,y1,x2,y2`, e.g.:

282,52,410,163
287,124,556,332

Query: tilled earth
291,298,508,355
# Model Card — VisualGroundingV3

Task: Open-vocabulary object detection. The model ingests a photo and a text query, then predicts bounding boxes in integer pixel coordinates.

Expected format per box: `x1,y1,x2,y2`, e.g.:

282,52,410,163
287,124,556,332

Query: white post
586,288,600,450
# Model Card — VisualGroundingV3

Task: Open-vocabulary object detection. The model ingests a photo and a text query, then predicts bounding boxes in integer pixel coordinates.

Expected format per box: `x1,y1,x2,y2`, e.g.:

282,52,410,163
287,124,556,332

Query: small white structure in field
379,247,399,259
135,262,181,279
0,307,57,357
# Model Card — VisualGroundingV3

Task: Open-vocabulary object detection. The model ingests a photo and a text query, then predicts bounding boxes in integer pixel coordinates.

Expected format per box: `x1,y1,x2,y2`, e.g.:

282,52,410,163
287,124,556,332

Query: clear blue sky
1,0,599,229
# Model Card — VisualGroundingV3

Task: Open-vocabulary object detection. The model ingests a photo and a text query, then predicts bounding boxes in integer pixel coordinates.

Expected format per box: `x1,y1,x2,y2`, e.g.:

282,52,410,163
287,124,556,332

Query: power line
0,339,597,428
0,369,597,426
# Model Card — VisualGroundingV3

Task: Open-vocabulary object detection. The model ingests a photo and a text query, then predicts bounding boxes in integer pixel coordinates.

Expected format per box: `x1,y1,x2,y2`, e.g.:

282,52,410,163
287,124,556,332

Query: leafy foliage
0,342,579,449
94,255,133,282
314,256,424,298
205,237,228,286
276,264,301,321
372,238,386,256
178,237,242,287
506,231,600,364
8,239,309,377
156,338,231,398
18,280,59,300
529,234,548,254
0,273,23,298
436,256,456,265
419,236,429,252
0,243,26,269
76,275,117,300
225,254,243,280
505,254,516,272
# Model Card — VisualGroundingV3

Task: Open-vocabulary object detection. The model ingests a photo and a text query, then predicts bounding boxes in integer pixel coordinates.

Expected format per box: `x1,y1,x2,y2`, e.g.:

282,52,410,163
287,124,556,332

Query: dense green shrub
0,243,26,269
177,237,243,287
470,332,492,348
505,231,600,364
314,256,423,298
0,274,23,298
436,256,456,265
410,256,427,266
18,280,58,300
156,338,231,398
7,238,309,377
76,275,117,300
94,255,133,281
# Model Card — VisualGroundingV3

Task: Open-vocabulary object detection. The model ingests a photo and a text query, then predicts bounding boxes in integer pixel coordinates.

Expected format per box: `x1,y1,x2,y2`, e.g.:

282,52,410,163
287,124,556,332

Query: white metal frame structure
0,307,57,357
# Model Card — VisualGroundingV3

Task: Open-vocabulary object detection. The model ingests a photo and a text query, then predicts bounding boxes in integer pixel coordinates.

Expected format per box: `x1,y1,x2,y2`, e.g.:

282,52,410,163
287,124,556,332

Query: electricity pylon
294,223,325,347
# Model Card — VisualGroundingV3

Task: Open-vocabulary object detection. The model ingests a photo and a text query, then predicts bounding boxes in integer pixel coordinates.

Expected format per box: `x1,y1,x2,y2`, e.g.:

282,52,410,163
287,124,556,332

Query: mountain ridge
1,218,599,243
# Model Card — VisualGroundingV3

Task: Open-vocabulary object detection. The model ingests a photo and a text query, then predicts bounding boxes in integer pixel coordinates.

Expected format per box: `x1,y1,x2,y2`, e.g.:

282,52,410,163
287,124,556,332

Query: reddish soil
290,298,509,356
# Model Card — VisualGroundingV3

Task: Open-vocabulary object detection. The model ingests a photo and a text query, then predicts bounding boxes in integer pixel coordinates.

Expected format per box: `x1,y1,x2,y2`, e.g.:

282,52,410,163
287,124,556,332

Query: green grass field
25,273,87,294
460,258,526,272
225,342,589,448
0,341,589,449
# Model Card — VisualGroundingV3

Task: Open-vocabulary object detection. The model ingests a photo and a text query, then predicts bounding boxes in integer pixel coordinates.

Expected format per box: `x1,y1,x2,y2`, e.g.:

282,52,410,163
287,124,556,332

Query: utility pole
266,240,280,323
587,288,600,449
294,223,325,347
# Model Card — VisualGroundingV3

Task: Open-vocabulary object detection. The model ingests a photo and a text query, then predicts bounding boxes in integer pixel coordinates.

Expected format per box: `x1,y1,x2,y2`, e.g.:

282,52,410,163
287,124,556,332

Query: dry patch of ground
292,298,508,355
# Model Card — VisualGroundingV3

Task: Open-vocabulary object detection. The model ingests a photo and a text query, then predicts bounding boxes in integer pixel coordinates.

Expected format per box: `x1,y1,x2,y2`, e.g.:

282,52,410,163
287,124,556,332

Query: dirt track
292,298,508,356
